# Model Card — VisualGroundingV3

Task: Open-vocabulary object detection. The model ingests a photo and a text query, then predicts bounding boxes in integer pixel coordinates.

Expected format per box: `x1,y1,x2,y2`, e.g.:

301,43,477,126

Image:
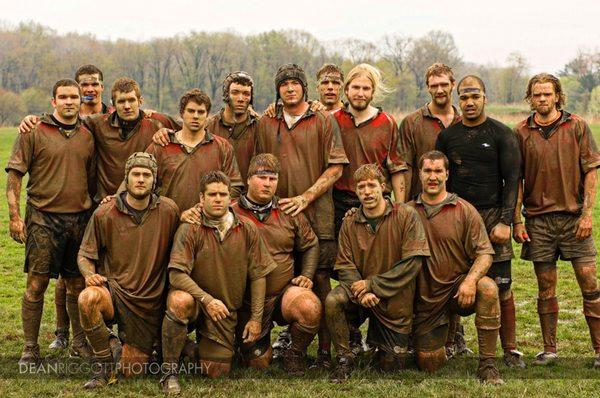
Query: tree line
0,22,598,125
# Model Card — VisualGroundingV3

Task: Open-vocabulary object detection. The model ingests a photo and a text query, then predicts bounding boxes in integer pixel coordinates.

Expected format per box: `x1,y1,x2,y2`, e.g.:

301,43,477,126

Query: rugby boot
453,324,473,356
329,354,354,383
70,340,93,359
48,328,69,350
160,372,181,395
180,338,199,365
532,351,558,366
282,349,307,376
350,329,365,356
503,349,526,368
84,357,117,389
594,353,600,369
309,348,332,369
18,343,41,367
272,328,291,361
108,330,123,364
477,358,504,385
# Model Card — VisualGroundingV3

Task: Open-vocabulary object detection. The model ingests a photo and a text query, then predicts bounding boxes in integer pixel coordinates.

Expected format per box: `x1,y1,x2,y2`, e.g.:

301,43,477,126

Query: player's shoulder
486,117,513,134
157,195,180,214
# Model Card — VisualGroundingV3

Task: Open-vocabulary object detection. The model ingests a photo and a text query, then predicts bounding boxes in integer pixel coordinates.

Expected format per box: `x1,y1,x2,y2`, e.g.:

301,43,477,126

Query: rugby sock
476,314,500,360
289,322,318,353
583,295,600,354
84,323,111,360
22,294,44,347
54,278,70,334
161,311,189,370
66,294,85,345
499,292,517,352
537,297,558,353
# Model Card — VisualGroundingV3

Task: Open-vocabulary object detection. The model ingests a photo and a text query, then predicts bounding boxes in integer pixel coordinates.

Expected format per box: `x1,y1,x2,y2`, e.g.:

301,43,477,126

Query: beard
349,97,371,111
127,186,152,200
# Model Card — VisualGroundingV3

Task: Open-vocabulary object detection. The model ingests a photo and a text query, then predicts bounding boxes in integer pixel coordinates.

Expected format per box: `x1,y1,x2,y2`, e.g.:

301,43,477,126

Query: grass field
1,125,600,397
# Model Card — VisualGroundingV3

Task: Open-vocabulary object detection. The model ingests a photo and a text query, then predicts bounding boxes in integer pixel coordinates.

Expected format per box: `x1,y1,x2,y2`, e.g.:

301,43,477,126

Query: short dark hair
316,63,344,82
248,153,280,176
179,88,212,115
200,171,231,194
354,164,385,186
418,150,449,171
525,73,566,110
52,79,81,99
457,75,486,94
74,64,104,83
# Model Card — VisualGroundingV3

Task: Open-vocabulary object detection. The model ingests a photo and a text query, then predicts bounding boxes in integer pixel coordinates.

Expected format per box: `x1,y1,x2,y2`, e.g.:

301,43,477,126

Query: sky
1,0,598,74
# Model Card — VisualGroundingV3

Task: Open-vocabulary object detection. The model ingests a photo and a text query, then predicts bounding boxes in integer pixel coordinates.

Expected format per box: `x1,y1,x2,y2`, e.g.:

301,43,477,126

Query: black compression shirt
435,117,520,224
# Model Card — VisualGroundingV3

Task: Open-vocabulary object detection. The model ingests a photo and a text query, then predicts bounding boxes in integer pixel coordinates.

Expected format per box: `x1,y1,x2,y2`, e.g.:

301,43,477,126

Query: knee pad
416,347,446,373
247,346,273,369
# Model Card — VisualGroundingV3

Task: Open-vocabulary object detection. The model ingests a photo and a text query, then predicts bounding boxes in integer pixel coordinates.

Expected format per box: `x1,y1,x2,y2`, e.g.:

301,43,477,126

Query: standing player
144,88,243,212
255,63,349,368
160,171,276,394
435,75,524,367
513,73,600,367
326,164,429,382
77,153,179,388
316,64,345,112
410,150,503,384
233,154,321,375
6,79,95,365
399,63,461,201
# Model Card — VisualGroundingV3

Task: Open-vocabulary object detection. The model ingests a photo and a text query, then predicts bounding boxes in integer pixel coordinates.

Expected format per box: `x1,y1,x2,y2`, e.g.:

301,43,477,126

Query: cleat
503,349,526,368
70,341,93,359
329,355,354,383
83,365,117,389
309,348,332,370
272,329,291,361
532,351,558,366
477,358,504,385
49,330,69,350
282,349,307,376
18,344,41,367
160,373,181,395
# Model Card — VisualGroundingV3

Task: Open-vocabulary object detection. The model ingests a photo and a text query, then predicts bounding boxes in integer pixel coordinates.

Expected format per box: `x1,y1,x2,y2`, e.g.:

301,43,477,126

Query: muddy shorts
333,189,361,238
188,302,237,361
24,204,90,279
107,288,162,356
478,207,514,262
521,212,597,262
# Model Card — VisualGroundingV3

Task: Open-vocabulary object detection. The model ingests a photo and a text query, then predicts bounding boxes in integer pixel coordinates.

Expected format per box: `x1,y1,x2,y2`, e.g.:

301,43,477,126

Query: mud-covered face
52,86,81,121
114,90,142,121
356,178,385,211
247,170,278,204
317,73,343,107
228,82,252,116
419,158,448,198
279,79,304,107
182,101,208,133
126,166,154,199
78,73,104,105
531,82,560,116
427,74,454,107
201,182,231,218
345,75,373,111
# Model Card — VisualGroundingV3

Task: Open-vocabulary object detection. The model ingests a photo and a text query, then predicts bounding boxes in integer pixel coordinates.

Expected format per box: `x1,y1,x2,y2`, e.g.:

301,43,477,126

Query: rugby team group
5,59,600,394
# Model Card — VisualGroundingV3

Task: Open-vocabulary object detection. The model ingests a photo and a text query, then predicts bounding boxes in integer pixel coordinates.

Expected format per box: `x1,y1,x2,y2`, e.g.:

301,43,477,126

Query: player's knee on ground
166,290,196,320
241,334,273,369
199,338,233,378
120,343,151,378
25,274,50,301
534,262,558,298
415,325,448,372
282,287,322,327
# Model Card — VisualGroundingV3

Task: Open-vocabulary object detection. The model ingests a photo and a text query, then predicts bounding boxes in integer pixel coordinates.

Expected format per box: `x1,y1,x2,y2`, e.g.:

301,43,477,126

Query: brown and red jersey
331,106,405,195
145,130,243,211
399,105,461,199
207,109,259,184
409,193,495,334
83,111,167,201
514,111,600,217
79,193,180,319
6,114,95,213
232,197,318,297
255,108,349,240
335,200,429,333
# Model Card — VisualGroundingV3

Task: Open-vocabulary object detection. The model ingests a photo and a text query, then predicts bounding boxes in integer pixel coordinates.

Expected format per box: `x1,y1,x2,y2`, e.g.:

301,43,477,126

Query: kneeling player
232,154,322,375
77,153,180,388
160,171,276,394
409,151,503,384
326,164,429,382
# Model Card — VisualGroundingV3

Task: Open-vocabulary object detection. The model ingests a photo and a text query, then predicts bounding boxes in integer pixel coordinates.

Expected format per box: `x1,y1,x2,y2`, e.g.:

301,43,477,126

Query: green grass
1,125,600,397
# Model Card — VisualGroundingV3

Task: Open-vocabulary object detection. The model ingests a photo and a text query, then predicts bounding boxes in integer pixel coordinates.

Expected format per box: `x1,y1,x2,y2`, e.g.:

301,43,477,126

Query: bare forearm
582,170,597,216
77,255,97,278
391,172,406,203
303,164,343,204
402,169,412,203
6,171,23,221
513,180,523,224
249,277,266,322
465,254,493,284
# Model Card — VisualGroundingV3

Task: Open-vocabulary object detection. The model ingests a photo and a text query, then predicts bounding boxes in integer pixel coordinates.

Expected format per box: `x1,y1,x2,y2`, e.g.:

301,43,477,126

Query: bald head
457,75,486,95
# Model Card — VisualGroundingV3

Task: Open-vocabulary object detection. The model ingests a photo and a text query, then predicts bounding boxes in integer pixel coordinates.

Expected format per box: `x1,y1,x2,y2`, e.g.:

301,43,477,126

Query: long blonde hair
344,63,393,102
